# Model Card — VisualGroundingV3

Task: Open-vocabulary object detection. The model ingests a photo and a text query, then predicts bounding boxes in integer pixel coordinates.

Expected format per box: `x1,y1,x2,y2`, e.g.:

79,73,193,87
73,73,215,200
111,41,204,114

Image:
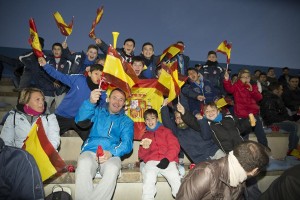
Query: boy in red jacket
138,109,181,200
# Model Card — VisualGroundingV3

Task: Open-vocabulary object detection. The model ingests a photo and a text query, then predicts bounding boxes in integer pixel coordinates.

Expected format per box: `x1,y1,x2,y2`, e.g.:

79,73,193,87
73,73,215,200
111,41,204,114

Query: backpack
45,185,72,200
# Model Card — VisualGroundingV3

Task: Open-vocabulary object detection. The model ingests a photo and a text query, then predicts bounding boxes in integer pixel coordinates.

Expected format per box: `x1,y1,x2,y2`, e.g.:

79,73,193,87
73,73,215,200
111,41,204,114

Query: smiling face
188,69,200,83
86,47,98,61
26,91,45,113
108,90,126,114
132,61,144,76
123,41,135,55
204,105,219,121
145,113,158,129
142,44,154,59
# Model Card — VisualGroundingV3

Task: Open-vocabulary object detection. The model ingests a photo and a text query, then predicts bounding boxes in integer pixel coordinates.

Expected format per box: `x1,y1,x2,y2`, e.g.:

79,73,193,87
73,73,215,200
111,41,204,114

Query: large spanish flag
53,11,74,36
216,40,232,64
89,6,104,39
28,18,44,58
22,117,66,181
103,46,139,97
126,79,164,140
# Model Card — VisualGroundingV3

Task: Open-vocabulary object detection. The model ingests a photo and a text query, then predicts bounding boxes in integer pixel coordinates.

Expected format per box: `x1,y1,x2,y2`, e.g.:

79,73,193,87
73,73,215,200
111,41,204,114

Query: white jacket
0,110,60,149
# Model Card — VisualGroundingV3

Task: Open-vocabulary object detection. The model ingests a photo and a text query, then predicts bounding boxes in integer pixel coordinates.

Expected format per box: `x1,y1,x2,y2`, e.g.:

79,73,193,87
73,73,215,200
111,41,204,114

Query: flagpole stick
226,63,229,71
64,36,68,43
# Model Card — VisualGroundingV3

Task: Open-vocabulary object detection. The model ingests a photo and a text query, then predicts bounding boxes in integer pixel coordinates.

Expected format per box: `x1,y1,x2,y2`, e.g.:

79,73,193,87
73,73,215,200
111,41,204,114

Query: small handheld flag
216,40,232,64
28,18,44,58
53,11,74,36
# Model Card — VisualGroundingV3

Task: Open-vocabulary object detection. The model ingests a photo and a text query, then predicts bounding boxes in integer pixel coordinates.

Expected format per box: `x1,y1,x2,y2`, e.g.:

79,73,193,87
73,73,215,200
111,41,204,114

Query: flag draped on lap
158,44,184,64
126,79,164,140
22,117,66,181
156,62,187,102
103,46,139,97
89,6,104,39
53,12,74,36
28,18,44,57
216,40,232,64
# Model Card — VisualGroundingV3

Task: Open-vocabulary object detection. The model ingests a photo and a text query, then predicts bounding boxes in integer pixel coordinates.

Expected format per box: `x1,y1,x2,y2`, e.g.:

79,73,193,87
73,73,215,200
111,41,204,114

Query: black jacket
0,138,44,199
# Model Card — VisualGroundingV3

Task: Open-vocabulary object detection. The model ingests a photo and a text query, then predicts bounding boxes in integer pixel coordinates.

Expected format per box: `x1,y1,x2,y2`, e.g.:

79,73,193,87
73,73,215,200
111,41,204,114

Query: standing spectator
199,50,225,103
278,67,290,88
266,67,277,84
140,42,159,79
74,88,134,200
171,41,190,76
139,108,181,200
282,76,300,114
176,141,270,200
257,72,270,93
223,69,269,148
260,82,300,153
0,88,60,149
95,37,135,63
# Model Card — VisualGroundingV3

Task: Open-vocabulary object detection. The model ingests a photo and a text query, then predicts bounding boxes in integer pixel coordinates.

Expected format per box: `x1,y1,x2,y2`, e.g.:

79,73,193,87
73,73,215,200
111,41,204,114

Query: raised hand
90,89,101,104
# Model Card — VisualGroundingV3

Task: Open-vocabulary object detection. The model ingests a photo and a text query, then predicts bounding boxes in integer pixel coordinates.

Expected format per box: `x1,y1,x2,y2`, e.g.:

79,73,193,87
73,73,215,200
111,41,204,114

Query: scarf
23,105,43,116
228,151,247,187
205,60,219,66
213,113,222,123
86,76,99,91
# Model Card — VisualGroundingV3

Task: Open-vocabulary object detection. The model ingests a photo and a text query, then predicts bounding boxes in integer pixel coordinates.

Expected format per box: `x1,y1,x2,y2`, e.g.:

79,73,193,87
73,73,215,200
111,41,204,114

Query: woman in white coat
0,87,60,149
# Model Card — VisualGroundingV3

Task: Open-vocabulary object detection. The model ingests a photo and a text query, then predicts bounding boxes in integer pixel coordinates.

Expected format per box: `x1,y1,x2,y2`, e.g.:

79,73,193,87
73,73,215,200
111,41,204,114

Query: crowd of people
0,35,300,200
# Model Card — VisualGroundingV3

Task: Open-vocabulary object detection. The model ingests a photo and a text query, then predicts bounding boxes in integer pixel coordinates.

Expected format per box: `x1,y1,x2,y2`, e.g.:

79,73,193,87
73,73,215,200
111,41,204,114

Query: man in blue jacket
74,88,134,200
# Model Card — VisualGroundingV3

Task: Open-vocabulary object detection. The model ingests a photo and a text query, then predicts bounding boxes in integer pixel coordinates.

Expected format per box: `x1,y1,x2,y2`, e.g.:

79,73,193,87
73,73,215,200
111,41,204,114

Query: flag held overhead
216,40,232,64
53,11,74,36
89,6,104,39
28,18,44,58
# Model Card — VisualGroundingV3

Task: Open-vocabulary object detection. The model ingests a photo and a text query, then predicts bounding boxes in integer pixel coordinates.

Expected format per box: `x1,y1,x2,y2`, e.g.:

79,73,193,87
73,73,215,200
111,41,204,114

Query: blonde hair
238,69,251,79
18,88,45,104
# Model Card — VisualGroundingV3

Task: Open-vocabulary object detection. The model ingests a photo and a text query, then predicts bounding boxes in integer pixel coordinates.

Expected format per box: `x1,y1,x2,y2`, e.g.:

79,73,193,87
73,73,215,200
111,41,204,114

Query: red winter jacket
223,79,262,118
138,125,180,163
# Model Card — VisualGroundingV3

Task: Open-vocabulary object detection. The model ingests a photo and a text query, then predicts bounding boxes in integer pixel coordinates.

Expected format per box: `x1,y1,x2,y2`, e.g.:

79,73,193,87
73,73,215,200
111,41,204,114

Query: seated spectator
278,67,290,88
38,57,105,141
0,138,44,199
62,41,99,74
258,72,269,93
259,164,300,200
0,88,60,149
74,88,134,200
260,82,300,153
266,67,278,84
140,42,159,79
139,108,181,199
282,76,300,114
176,141,270,200
224,69,269,148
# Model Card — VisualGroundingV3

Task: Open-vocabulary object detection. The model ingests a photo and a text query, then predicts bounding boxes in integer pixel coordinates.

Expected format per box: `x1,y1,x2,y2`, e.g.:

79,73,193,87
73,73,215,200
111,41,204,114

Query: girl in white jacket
0,88,60,149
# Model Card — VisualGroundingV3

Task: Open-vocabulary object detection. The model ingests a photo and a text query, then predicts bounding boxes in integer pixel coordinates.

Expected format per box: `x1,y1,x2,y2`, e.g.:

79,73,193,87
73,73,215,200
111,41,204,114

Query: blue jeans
273,121,299,151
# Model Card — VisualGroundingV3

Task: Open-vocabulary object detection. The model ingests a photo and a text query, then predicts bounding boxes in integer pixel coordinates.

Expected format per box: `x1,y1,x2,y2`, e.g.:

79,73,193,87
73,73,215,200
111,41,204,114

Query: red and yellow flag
103,46,139,97
28,18,44,57
216,40,232,64
53,12,74,36
22,117,66,181
125,79,164,140
156,62,187,102
89,6,104,39
158,44,184,64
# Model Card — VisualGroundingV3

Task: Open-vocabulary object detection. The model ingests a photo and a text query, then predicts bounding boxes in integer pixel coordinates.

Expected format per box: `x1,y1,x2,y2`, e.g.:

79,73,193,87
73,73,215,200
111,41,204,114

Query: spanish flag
22,117,66,181
28,18,44,58
216,40,232,64
103,46,139,97
126,79,164,140
158,44,184,64
89,6,104,39
53,11,74,36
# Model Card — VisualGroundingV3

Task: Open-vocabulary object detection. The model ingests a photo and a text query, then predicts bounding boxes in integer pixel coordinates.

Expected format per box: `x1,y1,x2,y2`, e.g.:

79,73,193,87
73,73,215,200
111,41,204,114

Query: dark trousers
55,114,91,141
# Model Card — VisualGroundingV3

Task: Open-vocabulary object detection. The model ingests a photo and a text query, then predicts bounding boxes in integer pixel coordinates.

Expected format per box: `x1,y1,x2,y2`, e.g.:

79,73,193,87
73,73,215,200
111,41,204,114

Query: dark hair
109,88,126,99
207,50,217,57
144,109,158,120
268,82,282,92
187,67,198,74
176,41,184,45
233,141,269,172
267,67,274,72
203,102,218,112
90,64,103,72
254,69,262,74
142,42,154,50
289,76,299,81
282,67,289,71
52,42,63,50
87,44,99,51
259,72,267,78
124,38,135,47
132,56,145,65
194,63,202,68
